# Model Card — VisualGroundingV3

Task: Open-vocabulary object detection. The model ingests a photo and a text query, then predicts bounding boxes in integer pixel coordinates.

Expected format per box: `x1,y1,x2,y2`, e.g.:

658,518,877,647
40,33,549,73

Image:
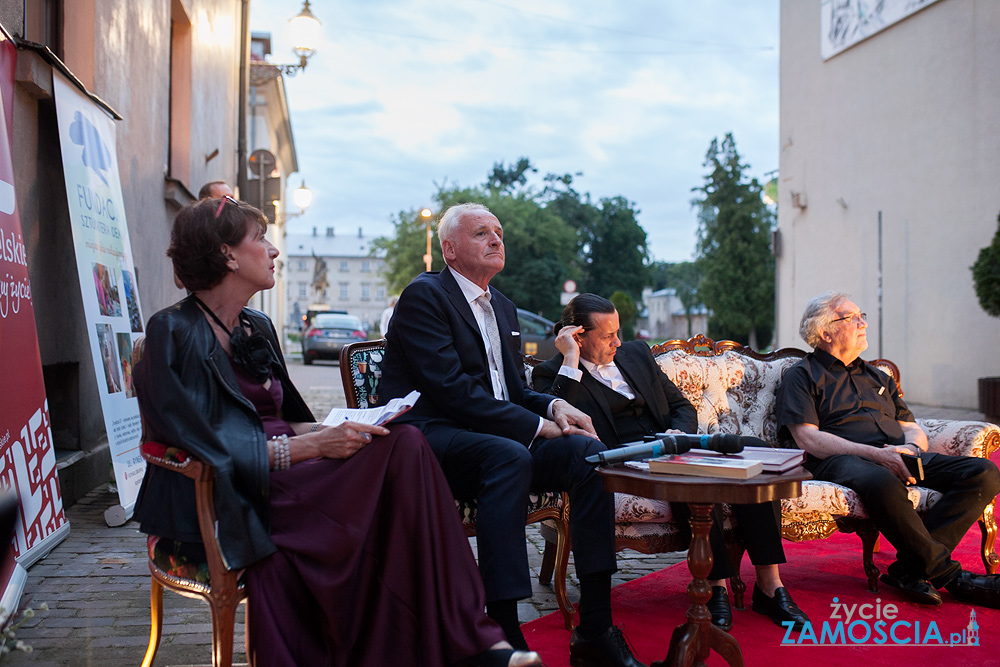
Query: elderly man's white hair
437,203,493,251
799,291,852,349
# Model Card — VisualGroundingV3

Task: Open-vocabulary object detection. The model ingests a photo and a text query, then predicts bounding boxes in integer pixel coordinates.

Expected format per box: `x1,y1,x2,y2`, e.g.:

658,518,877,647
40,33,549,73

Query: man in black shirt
534,294,810,632
777,291,1000,608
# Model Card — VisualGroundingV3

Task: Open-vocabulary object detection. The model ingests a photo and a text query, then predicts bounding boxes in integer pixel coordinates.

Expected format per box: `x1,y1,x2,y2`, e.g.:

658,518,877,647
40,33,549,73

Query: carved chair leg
858,528,881,593
980,499,999,575
726,536,748,611
553,518,575,630
537,520,559,586
209,597,239,667
141,579,164,667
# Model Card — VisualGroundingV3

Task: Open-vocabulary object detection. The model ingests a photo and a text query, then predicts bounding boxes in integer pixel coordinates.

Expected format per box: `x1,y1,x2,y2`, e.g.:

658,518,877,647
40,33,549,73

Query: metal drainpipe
236,0,250,199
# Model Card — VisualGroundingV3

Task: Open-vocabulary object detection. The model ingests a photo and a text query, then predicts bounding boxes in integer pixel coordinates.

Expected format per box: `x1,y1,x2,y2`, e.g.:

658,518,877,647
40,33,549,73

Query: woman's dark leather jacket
133,296,314,570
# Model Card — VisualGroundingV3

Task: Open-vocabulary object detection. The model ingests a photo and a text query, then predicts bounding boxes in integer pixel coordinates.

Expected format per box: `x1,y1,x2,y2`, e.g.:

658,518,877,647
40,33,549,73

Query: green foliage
972,212,1000,318
585,197,650,300
609,291,637,341
692,133,775,349
374,160,651,321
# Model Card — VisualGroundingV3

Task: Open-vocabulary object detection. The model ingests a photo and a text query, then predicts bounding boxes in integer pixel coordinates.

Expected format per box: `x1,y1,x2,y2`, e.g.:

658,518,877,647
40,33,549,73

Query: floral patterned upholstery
646,335,1000,592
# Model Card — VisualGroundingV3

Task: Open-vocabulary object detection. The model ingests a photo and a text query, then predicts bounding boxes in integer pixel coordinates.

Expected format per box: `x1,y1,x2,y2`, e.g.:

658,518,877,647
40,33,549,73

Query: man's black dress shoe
879,572,943,606
707,586,733,632
946,570,1000,609
569,625,647,667
751,584,811,631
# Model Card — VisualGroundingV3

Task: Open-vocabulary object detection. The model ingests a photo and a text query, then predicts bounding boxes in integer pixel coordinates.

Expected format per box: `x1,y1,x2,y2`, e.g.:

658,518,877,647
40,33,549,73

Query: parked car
516,308,558,360
301,313,367,364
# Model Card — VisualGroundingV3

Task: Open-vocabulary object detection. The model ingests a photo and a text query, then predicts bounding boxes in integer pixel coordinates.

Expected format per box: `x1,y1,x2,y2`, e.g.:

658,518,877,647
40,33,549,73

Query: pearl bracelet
271,434,291,471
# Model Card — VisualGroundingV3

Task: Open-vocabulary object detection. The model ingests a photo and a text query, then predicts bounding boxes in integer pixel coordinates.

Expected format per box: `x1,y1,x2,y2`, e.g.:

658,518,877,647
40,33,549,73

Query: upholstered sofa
537,334,1000,617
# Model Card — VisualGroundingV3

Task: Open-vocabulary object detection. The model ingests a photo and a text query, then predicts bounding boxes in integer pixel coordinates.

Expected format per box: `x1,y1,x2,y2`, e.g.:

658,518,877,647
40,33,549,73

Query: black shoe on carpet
751,584,810,631
880,572,943,606
707,586,733,632
945,570,1000,608
569,625,647,667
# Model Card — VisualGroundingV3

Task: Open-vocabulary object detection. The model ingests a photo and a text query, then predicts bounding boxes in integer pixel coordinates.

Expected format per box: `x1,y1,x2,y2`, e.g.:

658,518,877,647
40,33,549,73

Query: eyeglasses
831,312,867,326
214,195,240,219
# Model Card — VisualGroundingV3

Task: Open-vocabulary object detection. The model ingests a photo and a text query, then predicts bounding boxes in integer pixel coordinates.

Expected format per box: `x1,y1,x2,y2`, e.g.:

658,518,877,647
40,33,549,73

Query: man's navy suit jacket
377,266,556,446
532,340,698,447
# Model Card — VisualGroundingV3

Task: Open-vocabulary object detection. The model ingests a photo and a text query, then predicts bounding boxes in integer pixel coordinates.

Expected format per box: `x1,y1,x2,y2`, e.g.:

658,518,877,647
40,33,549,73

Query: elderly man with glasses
777,291,1000,608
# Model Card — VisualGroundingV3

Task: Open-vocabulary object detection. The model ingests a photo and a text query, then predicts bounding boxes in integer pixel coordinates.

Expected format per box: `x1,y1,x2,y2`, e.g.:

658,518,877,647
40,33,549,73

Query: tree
692,133,775,349
585,197,650,301
609,291,638,341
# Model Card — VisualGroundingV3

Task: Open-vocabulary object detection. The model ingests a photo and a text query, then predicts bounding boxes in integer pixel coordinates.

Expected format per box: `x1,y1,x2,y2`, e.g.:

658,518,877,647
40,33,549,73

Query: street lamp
420,208,434,272
250,1,322,86
293,181,313,213
239,1,323,199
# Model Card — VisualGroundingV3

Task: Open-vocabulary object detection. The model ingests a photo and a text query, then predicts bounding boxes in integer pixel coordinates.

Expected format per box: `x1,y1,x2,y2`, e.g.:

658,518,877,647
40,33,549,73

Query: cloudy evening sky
250,0,780,263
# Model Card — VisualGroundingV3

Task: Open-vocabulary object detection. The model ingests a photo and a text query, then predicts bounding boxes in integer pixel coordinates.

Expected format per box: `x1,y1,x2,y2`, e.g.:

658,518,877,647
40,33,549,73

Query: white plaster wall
777,0,1000,407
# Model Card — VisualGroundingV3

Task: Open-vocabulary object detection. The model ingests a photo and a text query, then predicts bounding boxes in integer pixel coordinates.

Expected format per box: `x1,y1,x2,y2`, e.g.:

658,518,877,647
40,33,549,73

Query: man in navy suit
378,204,645,667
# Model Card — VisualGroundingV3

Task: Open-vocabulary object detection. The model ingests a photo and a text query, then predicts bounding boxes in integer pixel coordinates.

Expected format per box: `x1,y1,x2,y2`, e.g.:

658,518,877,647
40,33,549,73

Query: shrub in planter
972,212,1000,418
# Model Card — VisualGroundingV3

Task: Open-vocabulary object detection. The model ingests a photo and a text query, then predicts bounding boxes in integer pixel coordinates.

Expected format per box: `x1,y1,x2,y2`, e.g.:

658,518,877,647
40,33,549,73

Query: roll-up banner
52,72,145,526
0,28,69,620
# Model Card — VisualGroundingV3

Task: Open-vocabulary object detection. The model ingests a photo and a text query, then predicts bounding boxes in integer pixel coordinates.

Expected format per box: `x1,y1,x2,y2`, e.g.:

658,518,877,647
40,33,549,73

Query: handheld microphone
585,433,769,465
584,437,689,465
647,432,759,455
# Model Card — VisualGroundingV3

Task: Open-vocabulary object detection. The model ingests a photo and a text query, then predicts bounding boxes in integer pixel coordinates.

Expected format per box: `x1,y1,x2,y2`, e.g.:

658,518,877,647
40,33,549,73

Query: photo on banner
52,72,146,522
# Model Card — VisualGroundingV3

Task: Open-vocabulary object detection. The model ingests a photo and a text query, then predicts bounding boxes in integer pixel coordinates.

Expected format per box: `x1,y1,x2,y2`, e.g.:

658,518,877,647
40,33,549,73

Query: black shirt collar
812,347,865,373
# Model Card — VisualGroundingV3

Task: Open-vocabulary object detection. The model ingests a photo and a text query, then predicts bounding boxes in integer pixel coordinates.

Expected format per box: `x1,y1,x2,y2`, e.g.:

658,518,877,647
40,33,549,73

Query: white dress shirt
559,358,637,399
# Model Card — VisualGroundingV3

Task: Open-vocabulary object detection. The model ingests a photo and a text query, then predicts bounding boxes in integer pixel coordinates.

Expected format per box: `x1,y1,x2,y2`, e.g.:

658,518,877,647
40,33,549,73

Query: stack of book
647,446,805,480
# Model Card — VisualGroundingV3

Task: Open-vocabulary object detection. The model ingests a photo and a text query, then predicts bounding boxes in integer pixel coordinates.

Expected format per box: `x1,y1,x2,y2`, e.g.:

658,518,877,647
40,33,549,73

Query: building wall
777,0,1000,407
1,0,241,504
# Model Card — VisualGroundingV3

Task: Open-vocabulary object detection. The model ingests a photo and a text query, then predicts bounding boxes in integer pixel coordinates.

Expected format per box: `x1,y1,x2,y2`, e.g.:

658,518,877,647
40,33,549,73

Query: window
297,260,307,272
376,285,385,300
339,261,349,272
361,283,370,301
339,283,349,300
298,283,307,299
361,260,370,273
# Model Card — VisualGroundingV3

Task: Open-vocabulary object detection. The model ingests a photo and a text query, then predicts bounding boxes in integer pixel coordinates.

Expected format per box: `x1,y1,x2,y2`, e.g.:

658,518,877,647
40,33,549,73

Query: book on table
648,454,764,479
648,445,804,475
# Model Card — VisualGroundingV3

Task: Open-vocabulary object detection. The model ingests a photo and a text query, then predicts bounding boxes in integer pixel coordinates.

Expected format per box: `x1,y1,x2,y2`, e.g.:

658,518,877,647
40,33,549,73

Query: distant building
641,288,708,341
285,227,388,333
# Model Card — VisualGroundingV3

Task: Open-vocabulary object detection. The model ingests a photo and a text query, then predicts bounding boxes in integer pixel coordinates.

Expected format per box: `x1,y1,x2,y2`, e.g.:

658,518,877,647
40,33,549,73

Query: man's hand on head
555,326,584,367
549,400,599,439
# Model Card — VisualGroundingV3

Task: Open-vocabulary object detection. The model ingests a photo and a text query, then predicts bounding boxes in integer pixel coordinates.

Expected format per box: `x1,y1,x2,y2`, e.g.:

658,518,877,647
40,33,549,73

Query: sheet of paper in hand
323,390,420,426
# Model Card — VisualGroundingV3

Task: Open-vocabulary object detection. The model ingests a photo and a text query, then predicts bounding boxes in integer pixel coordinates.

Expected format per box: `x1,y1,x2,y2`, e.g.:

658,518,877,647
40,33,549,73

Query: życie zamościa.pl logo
781,597,980,647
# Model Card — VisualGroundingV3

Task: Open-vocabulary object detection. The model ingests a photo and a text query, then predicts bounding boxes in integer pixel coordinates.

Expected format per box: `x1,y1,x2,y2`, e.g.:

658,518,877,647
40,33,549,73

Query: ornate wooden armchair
139,443,247,667
133,339,246,667
339,339,575,629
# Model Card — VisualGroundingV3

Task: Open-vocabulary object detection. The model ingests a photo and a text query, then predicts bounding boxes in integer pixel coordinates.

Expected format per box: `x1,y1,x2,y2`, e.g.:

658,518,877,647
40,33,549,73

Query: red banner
0,28,68,569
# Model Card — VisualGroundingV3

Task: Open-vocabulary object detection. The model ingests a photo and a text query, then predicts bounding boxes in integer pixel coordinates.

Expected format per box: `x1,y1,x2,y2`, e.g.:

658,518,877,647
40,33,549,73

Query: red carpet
522,529,1000,666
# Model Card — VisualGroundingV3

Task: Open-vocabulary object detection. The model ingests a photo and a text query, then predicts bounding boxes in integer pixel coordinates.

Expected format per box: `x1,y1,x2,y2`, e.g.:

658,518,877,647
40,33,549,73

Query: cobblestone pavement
2,356,991,665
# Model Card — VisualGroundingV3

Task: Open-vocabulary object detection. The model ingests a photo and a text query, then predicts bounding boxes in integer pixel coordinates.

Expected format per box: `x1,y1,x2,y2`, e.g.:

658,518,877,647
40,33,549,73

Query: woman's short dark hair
555,293,616,334
168,197,267,291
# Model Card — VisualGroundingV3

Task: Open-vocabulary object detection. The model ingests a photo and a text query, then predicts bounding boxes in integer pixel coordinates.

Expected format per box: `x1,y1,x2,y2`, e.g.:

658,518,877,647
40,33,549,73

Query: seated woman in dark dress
133,196,541,667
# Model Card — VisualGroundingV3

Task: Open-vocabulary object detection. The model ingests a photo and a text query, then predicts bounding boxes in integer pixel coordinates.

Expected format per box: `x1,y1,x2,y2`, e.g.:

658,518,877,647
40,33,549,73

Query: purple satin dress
233,366,504,666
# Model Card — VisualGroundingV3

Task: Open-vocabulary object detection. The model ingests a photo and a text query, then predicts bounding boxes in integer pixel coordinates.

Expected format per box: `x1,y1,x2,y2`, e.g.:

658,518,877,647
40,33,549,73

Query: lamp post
238,1,322,198
420,208,433,272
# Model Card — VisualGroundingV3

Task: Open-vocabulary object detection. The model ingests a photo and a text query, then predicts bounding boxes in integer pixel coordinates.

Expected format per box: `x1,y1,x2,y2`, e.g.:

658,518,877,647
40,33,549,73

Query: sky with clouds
250,0,780,263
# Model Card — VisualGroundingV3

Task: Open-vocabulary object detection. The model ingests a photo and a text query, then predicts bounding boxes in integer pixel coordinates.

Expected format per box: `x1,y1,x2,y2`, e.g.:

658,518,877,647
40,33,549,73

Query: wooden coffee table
598,464,811,667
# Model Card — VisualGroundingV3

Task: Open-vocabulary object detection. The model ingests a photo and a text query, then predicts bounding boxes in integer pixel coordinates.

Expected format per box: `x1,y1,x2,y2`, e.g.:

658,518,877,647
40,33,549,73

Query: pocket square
511,331,520,336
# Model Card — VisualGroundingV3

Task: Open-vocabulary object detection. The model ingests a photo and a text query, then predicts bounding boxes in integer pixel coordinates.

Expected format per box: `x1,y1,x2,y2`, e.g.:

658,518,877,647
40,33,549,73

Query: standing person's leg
427,425,535,648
